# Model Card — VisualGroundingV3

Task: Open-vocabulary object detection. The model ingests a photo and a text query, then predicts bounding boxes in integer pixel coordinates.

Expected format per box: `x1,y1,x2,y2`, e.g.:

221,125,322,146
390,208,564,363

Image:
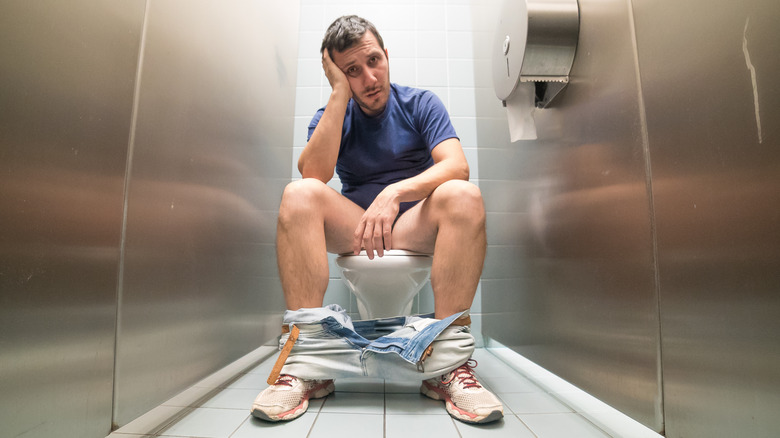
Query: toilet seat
340,249,432,257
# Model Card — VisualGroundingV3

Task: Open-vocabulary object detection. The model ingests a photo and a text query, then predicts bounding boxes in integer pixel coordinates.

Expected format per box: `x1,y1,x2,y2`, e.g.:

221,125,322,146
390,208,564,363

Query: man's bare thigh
390,198,438,254
304,180,365,254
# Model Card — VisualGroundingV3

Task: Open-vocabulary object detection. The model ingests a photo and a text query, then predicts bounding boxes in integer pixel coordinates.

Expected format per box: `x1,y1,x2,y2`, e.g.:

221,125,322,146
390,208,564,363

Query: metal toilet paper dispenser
493,0,580,108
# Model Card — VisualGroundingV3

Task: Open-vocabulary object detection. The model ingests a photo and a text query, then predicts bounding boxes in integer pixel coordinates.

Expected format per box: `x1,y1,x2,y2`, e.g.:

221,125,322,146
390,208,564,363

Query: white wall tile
295,87,323,116
293,116,311,147
416,5,447,31
296,58,324,87
417,58,449,87
447,31,474,59
449,87,477,117
383,30,417,58
298,31,323,58
451,117,477,147
416,31,448,58
448,58,475,87
390,58,417,87
299,4,325,31
446,5,472,31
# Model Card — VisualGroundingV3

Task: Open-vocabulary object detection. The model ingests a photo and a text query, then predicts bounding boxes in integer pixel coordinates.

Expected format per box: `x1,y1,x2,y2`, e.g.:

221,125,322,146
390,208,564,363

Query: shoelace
442,359,482,389
273,374,297,387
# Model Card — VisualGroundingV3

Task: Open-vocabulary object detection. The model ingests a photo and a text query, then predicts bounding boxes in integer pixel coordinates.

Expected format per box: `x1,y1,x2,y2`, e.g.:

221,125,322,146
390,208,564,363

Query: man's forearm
298,89,350,181
388,150,469,204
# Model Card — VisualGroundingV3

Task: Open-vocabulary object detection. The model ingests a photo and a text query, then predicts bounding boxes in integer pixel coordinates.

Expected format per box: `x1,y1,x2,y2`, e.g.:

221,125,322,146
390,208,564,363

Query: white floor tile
519,413,610,438
225,372,268,390
244,360,276,376
455,415,537,438
320,391,385,414
478,373,542,394
499,392,574,415
308,413,384,437
230,412,318,438
386,414,460,438
385,393,448,415
156,407,249,438
200,388,261,410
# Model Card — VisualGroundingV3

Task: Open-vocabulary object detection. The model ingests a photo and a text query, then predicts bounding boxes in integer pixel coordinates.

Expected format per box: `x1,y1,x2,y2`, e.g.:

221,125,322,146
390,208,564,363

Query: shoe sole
420,381,503,424
252,380,335,422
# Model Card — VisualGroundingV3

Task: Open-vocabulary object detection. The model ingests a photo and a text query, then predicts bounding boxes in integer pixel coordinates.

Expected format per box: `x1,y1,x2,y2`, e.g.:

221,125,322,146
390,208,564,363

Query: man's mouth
365,88,381,99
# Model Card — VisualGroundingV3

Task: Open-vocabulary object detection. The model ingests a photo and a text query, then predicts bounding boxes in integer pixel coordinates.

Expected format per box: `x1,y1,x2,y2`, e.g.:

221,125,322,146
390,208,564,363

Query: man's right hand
322,49,352,100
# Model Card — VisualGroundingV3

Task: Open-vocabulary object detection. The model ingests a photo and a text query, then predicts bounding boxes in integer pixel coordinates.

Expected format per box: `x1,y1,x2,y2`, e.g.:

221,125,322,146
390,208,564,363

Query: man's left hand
352,186,401,259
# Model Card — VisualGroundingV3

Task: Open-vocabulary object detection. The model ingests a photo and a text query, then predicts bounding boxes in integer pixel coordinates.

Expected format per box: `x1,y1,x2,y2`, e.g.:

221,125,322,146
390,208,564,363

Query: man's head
321,15,390,117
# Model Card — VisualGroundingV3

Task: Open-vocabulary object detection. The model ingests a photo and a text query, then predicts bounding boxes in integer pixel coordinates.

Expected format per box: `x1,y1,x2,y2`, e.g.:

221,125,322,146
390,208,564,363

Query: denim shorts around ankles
275,304,475,382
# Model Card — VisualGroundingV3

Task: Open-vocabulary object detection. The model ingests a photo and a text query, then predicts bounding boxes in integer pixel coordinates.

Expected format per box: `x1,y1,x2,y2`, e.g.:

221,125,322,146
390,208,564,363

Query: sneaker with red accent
251,374,335,422
420,359,503,424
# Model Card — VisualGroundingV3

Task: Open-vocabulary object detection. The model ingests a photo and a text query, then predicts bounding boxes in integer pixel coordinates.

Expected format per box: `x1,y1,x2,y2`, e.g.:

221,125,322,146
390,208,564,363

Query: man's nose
362,68,377,85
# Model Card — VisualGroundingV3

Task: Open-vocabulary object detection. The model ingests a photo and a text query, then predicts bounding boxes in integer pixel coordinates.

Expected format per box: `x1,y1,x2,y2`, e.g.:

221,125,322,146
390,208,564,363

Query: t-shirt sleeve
415,91,458,151
307,108,325,142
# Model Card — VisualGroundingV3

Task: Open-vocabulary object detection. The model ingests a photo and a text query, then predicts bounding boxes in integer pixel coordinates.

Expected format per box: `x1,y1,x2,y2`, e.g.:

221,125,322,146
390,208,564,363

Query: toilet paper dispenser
493,0,580,109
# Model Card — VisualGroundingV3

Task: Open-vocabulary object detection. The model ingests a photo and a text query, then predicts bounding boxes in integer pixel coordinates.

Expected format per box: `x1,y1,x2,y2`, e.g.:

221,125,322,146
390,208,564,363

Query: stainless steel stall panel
112,0,299,427
634,0,780,436
0,1,146,437
475,0,663,431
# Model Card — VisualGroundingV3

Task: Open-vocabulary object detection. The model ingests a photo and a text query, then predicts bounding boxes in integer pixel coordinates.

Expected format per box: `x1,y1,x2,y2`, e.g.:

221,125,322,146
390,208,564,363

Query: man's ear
385,48,389,59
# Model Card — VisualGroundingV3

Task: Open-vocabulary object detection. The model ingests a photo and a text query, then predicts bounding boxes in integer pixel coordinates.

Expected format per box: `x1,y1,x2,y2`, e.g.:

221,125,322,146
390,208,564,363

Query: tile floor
108,346,662,438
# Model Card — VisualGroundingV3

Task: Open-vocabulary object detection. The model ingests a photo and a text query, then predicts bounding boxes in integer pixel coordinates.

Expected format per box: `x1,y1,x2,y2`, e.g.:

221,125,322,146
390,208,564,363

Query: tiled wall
292,0,483,344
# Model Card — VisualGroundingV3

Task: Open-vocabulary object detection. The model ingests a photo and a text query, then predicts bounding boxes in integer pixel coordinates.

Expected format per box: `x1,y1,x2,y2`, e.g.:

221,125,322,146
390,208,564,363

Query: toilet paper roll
505,82,537,141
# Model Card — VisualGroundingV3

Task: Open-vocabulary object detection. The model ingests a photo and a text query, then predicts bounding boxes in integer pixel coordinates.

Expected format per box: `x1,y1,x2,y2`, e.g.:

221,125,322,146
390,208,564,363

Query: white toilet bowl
335,250,433,320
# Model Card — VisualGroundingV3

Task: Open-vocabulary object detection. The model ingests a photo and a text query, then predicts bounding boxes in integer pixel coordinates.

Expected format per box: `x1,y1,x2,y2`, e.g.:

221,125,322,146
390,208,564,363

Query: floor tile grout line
449,415,465,438
383,379,388,438
306,390,330,438
225,414,251,438
515,414,541,438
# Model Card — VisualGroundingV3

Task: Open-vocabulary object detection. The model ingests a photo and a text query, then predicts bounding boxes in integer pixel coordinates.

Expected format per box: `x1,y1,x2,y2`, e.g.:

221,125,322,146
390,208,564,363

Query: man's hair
320,15,385,58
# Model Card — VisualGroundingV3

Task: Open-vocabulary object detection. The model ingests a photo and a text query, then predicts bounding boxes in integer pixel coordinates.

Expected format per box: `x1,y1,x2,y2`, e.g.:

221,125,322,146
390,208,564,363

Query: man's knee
432,180,485,224
279,178,331,218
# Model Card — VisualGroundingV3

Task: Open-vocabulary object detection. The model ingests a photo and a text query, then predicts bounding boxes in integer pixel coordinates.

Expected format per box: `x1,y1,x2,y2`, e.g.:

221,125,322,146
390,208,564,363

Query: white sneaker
420,359,503,424
251,374,334,422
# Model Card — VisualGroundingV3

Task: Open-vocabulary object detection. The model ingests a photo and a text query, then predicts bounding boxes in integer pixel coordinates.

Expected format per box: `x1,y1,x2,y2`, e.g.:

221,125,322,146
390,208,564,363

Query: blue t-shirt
307,84,458,213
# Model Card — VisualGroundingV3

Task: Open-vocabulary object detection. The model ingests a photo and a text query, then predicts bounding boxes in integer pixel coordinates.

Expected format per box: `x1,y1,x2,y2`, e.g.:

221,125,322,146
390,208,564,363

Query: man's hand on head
322,49,352,100
352,186,401,259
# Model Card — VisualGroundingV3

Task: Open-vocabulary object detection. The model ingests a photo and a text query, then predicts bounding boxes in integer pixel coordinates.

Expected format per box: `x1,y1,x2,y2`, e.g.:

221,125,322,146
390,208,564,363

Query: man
252,15,503,424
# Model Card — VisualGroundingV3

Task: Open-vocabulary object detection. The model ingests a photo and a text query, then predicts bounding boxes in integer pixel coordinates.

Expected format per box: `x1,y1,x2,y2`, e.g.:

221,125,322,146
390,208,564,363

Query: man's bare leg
276,178,364,310
392,180,486,319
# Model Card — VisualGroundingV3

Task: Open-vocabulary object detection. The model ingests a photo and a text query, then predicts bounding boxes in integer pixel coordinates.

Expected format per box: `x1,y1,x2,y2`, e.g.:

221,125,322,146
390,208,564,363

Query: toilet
335,250,433,320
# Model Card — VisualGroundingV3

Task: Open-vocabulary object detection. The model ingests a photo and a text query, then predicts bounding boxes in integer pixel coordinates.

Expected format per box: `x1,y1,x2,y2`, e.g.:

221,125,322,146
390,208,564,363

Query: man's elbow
457,160,470,181
299,165,333,183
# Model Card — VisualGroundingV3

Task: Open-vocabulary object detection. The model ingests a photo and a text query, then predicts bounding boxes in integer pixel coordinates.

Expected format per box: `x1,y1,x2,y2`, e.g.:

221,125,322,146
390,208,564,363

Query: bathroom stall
1,0,779,437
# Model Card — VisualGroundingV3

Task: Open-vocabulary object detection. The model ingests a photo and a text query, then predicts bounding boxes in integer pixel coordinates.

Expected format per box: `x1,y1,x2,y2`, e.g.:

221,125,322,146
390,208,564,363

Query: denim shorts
274,305,475,382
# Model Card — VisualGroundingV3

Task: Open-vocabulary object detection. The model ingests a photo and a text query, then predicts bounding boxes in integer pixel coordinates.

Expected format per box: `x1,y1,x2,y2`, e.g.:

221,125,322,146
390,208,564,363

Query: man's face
331,32,390,117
